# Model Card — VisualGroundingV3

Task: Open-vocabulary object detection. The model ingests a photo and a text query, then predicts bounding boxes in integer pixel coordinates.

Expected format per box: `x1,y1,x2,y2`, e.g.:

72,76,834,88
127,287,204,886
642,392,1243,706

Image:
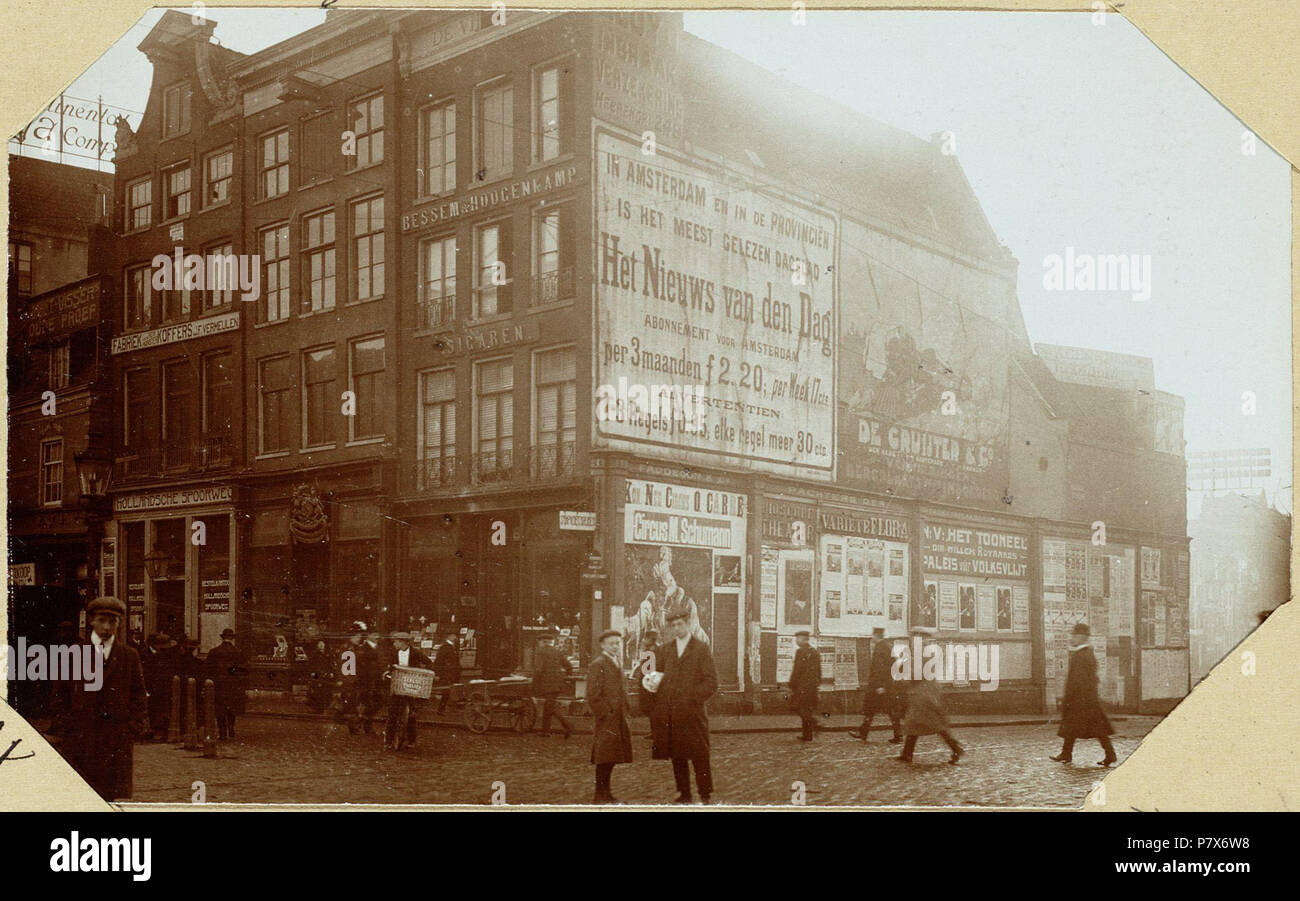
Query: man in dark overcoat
786,630,821,741
643,606,718,804
851,627,903,743
897,632,963,765
1051,622,1117,766
205,628,248,740
587,629,633,803
432,631,461,715
59,597,148,801
531,632,573,737
140,632,177,741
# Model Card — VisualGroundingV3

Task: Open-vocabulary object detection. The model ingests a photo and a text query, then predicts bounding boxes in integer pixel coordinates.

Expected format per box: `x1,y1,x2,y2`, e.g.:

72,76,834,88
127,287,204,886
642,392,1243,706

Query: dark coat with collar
643,636,717,761
586,652,633,764
1058,644,1114,739
862,638,903,715
532,643,572,695
205,641,249,716
61,639,148,801
432,641,461,686
787,644,822,715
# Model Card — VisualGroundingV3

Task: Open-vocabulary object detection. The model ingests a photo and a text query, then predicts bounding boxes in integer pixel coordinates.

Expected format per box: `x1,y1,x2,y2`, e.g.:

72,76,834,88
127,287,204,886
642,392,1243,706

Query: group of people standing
139,627,247,742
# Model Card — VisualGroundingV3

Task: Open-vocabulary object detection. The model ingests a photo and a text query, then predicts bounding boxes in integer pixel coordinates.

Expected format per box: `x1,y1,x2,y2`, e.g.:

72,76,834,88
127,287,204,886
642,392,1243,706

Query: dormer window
162,82,192,139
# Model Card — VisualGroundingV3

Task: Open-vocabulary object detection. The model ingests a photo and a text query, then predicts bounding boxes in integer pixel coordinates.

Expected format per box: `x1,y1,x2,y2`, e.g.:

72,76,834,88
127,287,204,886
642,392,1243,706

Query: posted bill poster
819,533,907,635
594,128,838,480
939,581,960,631
976,584,996,632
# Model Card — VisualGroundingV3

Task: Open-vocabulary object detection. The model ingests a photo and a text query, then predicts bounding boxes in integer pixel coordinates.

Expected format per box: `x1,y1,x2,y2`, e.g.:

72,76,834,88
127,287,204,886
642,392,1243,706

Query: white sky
17,8,1291,516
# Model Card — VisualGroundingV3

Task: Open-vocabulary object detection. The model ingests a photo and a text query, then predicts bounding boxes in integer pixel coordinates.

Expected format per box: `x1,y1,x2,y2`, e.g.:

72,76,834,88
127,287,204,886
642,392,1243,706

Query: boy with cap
587,629,633,802
383,632,433,751
644,605,718,803
1051,622,1117,766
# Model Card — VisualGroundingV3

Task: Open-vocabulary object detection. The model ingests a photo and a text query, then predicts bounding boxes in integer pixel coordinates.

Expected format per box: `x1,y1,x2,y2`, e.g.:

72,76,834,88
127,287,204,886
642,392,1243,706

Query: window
351,195,384,302
164,163,191,219
49,341,70,390
258,356,292,455
348,336,385,441
418,235,456,328
204,148,233,206
202,352,234,448
125,264,152,330
420,369,456,488
420,100,456,195
474,79,513,180
123,367,149,451
161,283,190,323
474,221,512,317
534,347,576,478
127,177,152,230
533,204,575,304
40,438,63,506
205,241,235,310
8,241,32,295
261,223,290,322
162,361,195,468
347,94,384,169
303,209,336,313
533,62,572,162
475,358,513,481
302,347,336,448
162,82,191,138
259,129,290,198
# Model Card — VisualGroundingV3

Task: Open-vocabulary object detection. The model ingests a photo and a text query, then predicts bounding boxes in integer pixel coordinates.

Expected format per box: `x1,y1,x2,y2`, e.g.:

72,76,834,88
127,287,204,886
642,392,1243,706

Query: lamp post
73,444,113,606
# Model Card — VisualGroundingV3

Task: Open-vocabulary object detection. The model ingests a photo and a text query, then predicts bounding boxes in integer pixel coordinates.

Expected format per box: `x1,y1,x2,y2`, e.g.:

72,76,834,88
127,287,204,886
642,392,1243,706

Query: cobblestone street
129,715,1158,808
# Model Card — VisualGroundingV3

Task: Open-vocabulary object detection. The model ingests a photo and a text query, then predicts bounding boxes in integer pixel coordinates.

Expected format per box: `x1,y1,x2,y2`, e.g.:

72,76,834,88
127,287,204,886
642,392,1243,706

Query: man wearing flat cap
786,630,822,742
206,628,248,740
382,632,433,751
59,597,148,801
643,604,718,803
587,629,633,802
1051,622,1117,767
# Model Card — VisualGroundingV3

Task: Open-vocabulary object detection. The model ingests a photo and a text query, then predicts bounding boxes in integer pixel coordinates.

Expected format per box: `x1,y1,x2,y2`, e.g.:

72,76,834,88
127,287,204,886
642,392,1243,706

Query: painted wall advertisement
918,520,1029,638
594,129,838,479
621,479,747,686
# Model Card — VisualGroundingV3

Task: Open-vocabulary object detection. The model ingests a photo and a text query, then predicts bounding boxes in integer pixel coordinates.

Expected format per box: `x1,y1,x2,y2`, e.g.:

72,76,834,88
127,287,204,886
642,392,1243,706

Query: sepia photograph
1,1,1292,843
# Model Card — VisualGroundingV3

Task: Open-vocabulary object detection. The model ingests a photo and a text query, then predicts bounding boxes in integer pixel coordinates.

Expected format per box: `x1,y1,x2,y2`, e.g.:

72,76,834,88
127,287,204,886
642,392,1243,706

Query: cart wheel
510,699,537,733
464,698,491,734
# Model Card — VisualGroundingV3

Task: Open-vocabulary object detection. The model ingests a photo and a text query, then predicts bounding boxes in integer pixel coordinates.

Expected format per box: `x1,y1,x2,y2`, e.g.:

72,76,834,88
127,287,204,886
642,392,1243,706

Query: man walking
531,632,573,738
206,628,248,740
359,630,384,732
896,633,963,765
1051,623,1117,767
59,597,148,801
786,630,821,742
644,606,718,804
587,629,633,802
851,627,903,743
337,625,366,734
141,632,177,742
432,631,461,715
383,632,433,751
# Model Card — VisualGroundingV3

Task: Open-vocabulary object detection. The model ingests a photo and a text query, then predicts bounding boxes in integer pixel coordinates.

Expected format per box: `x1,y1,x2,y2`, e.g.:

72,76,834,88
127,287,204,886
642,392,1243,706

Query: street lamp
74,445,113,503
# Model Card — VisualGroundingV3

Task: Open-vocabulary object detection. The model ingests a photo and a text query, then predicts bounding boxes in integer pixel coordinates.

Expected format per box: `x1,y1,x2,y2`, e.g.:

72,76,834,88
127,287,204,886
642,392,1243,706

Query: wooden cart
460,676,536,734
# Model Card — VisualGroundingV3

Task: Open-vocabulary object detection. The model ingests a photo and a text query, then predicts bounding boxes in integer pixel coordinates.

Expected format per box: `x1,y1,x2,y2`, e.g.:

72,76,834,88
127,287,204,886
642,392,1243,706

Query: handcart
460,675,536,734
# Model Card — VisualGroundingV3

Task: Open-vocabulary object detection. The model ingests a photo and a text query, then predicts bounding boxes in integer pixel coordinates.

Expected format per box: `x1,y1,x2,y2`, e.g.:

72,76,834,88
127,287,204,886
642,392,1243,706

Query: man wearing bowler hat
206,628,248,740
1051,622,1117,767
786,630,822,742
643,605,718,803
59,597,148,801
587,629,633,802
383,632,433,751
851,626,903,743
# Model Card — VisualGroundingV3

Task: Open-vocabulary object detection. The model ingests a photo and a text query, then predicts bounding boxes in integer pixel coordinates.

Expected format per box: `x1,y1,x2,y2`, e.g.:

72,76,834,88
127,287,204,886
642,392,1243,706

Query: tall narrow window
202,352,234,463
348,336,385,441
303,209,336,313
125,264,152,330
533,204,575,304
127,177,152,230
302,347,336,448
203,148,233,206
261,223,290,322
351,195,384,302
205,240,235,310
40,438,63,506
162,361,195,468
162,82,191,138
258,356,292,455
161,284,190,323
8,241,32,295
420,369,456,488
474,79,513,180
475,358,513,482
164,163,191,218
420,100,456,195
259,128,290,198
534,347,576,478
347,94,384,169
123,367,149,451
474,221,512,317
533,63,571,162
419,235,456,328
49,341,70,390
